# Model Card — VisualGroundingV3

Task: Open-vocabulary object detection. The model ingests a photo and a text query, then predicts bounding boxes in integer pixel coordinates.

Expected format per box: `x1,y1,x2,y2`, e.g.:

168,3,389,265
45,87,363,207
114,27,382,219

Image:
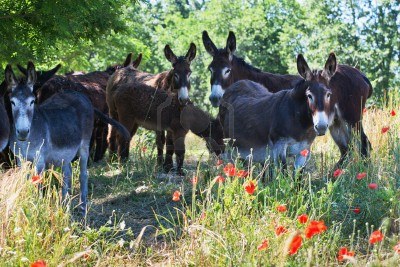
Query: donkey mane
232,54,263,73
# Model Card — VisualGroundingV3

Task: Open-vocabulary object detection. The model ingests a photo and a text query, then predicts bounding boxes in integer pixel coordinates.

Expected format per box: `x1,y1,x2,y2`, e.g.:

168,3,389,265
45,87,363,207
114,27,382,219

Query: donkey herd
0,31,372,214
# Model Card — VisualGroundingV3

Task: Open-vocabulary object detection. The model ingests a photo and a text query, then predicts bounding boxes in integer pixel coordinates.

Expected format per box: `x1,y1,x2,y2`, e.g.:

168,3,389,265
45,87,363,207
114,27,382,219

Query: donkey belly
237,146,269,163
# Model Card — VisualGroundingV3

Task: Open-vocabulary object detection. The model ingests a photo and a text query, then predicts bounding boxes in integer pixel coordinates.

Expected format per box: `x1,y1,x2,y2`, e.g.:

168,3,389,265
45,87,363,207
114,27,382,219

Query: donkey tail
93,108,131,143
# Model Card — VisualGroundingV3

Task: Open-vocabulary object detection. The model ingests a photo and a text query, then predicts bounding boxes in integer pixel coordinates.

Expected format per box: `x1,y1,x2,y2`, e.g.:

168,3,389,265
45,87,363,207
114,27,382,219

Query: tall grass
0,105,399,266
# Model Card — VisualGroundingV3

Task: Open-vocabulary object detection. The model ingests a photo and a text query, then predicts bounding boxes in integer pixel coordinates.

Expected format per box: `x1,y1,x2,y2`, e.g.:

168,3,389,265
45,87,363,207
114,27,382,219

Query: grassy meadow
0,102,399,266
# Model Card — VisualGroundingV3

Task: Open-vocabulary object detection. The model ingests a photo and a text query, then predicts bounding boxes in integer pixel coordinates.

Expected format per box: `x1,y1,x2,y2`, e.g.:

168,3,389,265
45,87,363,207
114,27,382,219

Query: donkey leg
78,145,90,215
117,119,137,161
163,130,174,173
107,112,119,160
355,121,371,158
94,123,107,162
172,130,187,176
156,131,165,166
61,162,73,206
329,118,351,167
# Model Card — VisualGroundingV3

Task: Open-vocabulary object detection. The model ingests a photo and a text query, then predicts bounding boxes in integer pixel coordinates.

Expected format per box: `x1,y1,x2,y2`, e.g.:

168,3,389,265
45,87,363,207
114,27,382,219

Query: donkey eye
188,72,192,78
10,101,15,107
174,73,179,80
307,94,313,100
30,100,35,106
225,68,231,74
326,92,331,98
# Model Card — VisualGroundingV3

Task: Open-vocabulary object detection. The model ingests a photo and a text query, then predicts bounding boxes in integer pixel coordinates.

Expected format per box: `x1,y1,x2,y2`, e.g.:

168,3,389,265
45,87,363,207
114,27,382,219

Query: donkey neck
155,70,175,91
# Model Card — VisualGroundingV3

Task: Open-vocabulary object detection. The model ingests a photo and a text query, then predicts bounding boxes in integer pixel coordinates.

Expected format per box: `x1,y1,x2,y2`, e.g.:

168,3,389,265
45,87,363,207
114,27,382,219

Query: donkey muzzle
17,129,30,141
209,95,221,107
314,124,328,136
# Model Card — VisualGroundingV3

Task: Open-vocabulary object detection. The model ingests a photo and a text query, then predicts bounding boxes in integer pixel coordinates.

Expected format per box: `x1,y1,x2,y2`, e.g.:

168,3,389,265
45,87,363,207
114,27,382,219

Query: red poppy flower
337,247,355,261
223,163,236,176
191,176,198,184
390,110,396,116
275,226,287,236
276,204,287,212
172,190,181,202
298,214,308,224
305,220,328,239
215,175,225,183
381,126,390,134
289,235,303,255
363,107,367,113
244,180,256,195
257,239,269,251
333,169,344,177
216,159,223,166
394,242,400,254
141,146,147,152
368,183,378,190
300,149,309,157
356,172,367,180
352,207,361,214
31,175,42,185
237,170,249,178
369,230,384,244
31,260,47,267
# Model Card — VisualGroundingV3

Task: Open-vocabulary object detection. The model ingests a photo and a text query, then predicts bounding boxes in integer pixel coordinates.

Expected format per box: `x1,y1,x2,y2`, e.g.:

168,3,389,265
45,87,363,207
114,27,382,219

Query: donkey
107,44,197,172
0,65,61,168
17,53,141,162
109,82,223,175
5,62,130,214
219,54,337,174
203,31,372,167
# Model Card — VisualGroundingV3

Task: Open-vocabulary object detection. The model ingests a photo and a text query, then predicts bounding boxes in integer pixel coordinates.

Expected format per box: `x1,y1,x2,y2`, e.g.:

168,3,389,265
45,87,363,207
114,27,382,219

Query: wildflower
191,176,198,184
244,180,256,195
119,221,126,230
172,190,181,201
390,110,396,116
305,220,328,239
298,214,308,224
200,212,206,220
118,238,125,248
216,159,223,166
215,175,225,183
356,172,367,180
352,207,361,214
275,226,287,236
369,230,384,244
338,247,355,261
257,239,269,251
394,242,400,254
31,175,42,184
381,126,390,134
368,183,378,190
276,204,287,213
30,260,47,267
237,170,249,178
141,146,147,153
363,107,367,113
333,169,343,178
289,235,303,255
223,163,236,176
300,149,309,157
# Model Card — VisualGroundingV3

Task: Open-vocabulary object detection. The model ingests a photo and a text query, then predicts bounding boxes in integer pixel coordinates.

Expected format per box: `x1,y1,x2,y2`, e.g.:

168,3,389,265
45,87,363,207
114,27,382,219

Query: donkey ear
132,53,142,68
26,61,37,89
202,31,218,56
322,52,337,81
5,64,17,91
185,43,196,63
297,54,312,80
164,45,178,64
226,31,236,60
123,53,133,67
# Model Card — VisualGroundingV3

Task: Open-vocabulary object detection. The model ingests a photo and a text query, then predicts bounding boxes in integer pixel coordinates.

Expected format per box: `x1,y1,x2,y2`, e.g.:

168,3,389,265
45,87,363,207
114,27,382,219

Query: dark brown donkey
203,31,372,166
107,44,224,174
18,53,142,162
107,44,194,171
220,54,336,174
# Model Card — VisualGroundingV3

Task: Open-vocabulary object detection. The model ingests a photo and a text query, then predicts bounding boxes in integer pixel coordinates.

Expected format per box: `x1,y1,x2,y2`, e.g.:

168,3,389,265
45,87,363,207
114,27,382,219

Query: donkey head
164,43,196,105
17,63,60,92
6,62,37,141
203,31,236,107
294,53,337,136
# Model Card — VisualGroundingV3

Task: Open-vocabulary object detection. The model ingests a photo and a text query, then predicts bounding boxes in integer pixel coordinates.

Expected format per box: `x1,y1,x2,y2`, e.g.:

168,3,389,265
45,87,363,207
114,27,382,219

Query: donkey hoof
163,163,173,173
176,169,186,177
